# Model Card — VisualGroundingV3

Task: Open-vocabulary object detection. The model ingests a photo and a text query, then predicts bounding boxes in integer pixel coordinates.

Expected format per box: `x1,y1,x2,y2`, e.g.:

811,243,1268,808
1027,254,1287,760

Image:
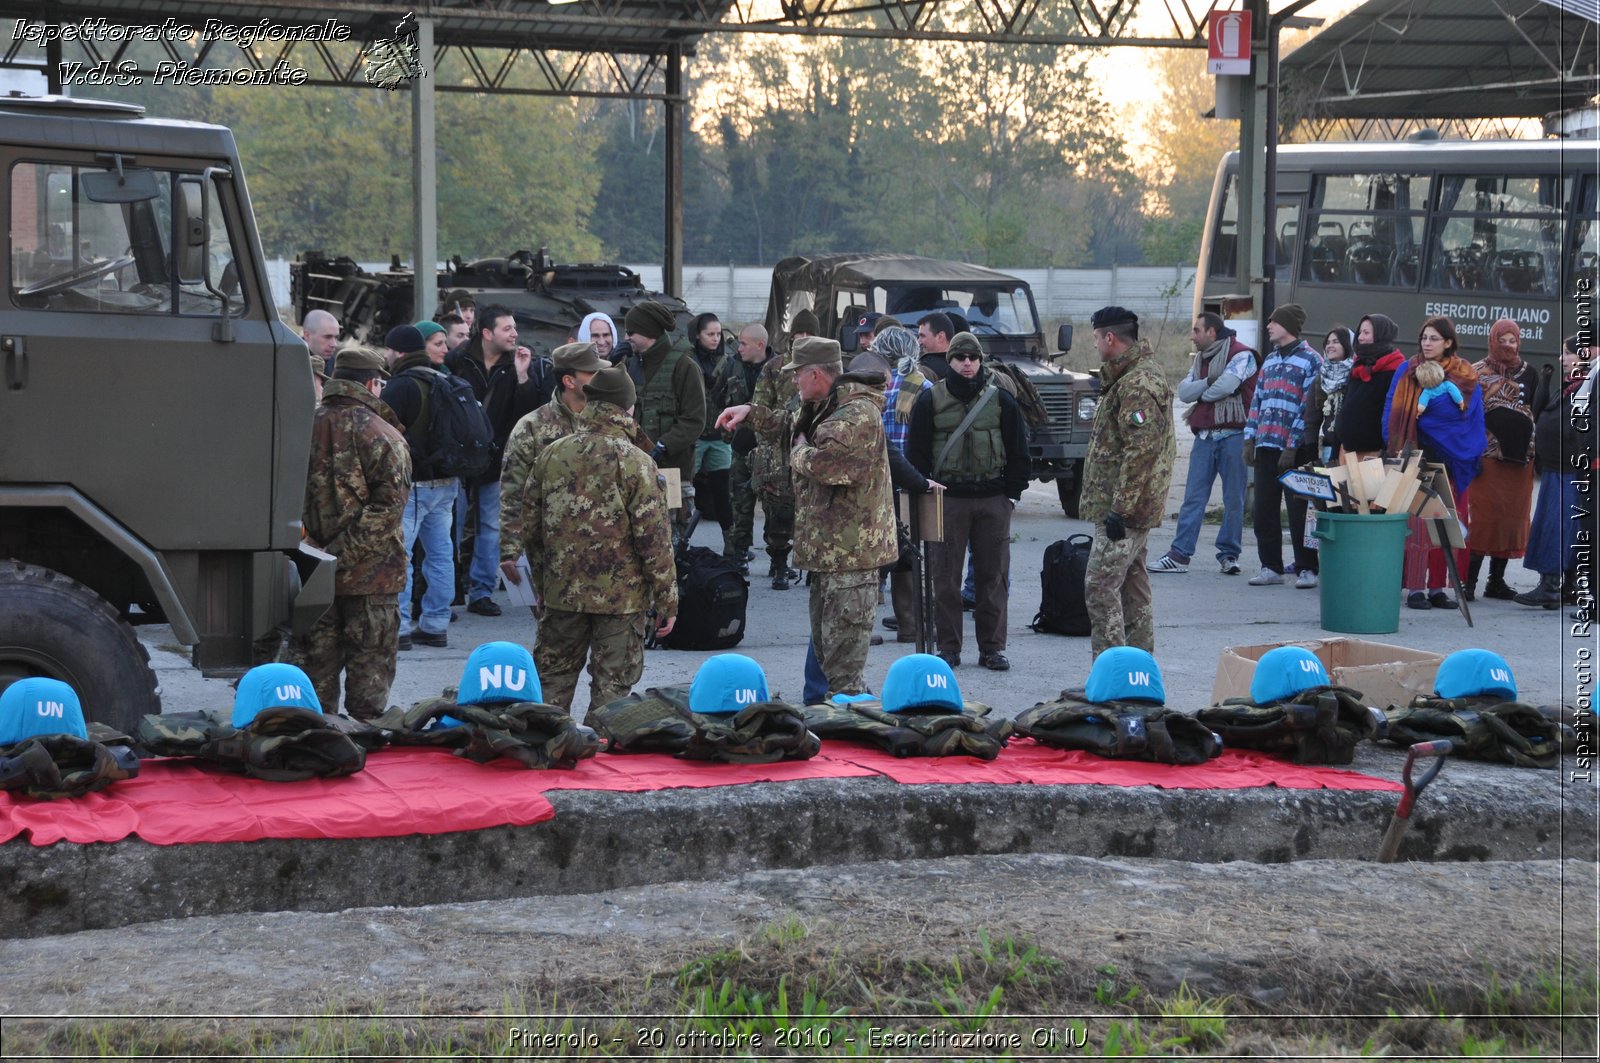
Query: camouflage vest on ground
636,344,687,448
590,686,819,764
374,697,599,770
930,383,1003,483
1196,685,1378,765
136,708,376,781
801,698,1012,759
0,722,139,799
1015,693,1222,765
1382,695,1561,769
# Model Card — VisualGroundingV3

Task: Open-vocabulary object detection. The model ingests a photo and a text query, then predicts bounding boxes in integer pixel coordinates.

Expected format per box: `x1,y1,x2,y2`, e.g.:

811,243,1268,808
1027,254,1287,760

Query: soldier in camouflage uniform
523,366,678,716
748,312,818,588
286,345,412,718
725,324,774,572
719,337,898,696
1079,307,1176,658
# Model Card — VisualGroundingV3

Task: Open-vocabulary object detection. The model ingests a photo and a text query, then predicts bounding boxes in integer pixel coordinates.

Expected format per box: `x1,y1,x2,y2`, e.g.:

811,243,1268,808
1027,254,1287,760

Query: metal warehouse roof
1281,0,1600,124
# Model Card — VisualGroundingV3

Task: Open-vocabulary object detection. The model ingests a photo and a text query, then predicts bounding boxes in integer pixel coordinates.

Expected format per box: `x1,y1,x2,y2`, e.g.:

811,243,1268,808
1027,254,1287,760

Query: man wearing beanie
287,345,411,717
621,300,707,538
1243,303,1322,588
381,322,473,648
522,365,677,714
1080,307,1175,658
718,337,898,697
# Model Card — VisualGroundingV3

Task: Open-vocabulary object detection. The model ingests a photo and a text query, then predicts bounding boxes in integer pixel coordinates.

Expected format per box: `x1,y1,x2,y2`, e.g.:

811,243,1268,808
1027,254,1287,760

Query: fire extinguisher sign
1207,9,1253,75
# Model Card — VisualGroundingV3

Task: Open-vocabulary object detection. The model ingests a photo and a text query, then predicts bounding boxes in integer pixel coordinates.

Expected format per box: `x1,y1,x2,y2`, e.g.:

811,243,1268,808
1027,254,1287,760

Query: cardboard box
1211,637,1444,709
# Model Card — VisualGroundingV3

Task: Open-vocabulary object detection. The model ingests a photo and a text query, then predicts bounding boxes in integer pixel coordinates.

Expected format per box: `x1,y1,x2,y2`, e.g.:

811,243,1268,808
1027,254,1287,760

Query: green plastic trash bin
1312,511,1411,634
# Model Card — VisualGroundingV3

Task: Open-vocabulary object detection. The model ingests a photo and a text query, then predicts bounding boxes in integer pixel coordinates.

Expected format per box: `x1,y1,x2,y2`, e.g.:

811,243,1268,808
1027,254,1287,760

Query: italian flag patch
1128,410,1147,426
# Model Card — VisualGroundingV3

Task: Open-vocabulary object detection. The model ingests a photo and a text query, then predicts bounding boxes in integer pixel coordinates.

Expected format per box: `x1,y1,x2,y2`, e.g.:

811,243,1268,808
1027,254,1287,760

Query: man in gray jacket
1148,312,1257,576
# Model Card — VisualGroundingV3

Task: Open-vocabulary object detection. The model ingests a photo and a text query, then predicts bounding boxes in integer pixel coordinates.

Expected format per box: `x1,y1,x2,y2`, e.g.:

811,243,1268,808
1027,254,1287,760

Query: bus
1195,137,1600,365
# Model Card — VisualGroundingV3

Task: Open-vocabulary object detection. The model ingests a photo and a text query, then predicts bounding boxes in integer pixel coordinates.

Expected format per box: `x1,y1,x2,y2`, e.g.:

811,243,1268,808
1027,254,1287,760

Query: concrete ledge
4,751,1593,938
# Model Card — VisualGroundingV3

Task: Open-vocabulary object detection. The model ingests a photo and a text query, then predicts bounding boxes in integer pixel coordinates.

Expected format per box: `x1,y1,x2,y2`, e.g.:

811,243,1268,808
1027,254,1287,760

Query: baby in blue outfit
1415,360,1464,412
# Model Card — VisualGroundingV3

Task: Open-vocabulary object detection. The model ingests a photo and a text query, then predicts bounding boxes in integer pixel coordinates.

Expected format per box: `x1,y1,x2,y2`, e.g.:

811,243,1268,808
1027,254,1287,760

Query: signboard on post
1208,10,1253,76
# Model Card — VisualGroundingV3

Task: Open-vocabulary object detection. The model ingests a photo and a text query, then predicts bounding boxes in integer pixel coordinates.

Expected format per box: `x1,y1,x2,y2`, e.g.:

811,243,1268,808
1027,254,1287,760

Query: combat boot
1514,573,1563,609
771,553,792,591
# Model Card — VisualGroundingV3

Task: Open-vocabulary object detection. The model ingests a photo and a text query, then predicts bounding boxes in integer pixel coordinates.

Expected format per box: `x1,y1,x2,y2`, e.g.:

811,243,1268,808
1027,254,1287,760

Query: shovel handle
1378,740,1453,863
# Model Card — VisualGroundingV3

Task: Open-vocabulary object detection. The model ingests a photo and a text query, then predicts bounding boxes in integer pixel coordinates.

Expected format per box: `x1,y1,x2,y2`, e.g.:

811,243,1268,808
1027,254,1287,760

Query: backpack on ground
1382,695,1561,769
986,361,1050,429
1030,534,1093,636
1014,693,1221,765
658,546,749,650
0,722,140,799
1196,685,1379,765
402,366,497,480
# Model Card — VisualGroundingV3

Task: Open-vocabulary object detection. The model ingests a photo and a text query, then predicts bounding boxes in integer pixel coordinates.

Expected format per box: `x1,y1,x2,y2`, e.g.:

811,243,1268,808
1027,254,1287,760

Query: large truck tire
0,561,161,733
1057,470,1084,520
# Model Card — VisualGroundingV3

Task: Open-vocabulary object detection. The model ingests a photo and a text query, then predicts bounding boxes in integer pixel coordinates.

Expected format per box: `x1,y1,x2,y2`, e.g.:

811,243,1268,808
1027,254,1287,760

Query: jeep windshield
869,284,1037,337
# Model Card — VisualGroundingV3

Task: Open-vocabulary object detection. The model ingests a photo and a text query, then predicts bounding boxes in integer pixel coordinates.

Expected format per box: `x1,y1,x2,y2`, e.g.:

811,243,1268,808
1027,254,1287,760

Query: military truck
764,254,1100,516
0,94,333,730
291,247,694,356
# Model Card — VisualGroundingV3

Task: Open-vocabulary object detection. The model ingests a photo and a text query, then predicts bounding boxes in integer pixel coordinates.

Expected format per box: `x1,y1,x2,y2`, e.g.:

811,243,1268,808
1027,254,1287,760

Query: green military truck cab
0,95,333,731
764,254,1100,516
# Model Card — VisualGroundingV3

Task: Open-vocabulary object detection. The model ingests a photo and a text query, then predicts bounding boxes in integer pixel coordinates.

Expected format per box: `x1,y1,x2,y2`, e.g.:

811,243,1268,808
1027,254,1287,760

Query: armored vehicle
0,95,333,730
292,248,694,356
765,254,1100,516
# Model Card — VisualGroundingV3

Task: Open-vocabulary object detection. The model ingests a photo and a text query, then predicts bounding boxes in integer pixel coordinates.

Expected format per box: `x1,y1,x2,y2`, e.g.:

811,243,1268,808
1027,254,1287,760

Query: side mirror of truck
174,178,207,286
1057,324,1074,353
837,322,859,353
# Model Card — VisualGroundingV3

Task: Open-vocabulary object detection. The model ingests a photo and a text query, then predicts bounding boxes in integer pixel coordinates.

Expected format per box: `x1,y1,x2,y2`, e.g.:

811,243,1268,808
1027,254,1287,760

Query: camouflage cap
583,364,637,410
333,344,389,376
946,332,983,359
308,350,329,380
552,341,606,374
781,336,843,373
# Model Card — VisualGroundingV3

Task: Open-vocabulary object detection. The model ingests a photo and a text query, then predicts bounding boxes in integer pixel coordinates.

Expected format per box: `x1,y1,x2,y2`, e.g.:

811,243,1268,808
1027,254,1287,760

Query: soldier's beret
583,364,637,411
333,344,389,376
552,341,606,374
946,332,983,359
1090,306,1138,330
783,336,843,373
623,300,677,339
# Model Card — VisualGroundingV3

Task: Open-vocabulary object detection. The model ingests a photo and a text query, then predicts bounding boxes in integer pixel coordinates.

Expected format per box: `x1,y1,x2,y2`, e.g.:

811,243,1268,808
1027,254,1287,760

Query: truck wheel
1057,475,1084,520
0,562,161,732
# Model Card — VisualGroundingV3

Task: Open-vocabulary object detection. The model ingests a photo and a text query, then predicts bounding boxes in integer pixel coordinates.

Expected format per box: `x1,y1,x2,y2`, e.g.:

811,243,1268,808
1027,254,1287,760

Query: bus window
1300,173,1429,289
1208,172,1238,280
1430,173,1562,296
1275,199,1300,286
1570,173,1598,300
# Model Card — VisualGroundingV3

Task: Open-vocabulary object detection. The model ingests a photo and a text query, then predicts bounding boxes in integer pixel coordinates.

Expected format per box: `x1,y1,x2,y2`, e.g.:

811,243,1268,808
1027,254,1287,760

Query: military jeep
764,254,1100,516
0,95,333,729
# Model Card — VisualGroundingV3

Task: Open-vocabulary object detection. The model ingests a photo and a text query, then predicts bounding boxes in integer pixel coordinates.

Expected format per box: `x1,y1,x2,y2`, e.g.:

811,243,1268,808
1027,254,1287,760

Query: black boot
1564,571,1579,605
1464,553,1484,602
771,553,791,590
1484,558,1516,600
1514,573,1563,609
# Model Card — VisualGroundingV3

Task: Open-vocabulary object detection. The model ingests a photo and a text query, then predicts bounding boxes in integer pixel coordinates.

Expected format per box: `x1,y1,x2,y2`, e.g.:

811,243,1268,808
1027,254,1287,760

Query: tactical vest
802,698,1012,760
0,723,139,799
590,686,819,764
136,708,374,781
930,383,1003,482
1383,695,1561,770
375,697,599,770
1015,694,1221,765
635,344,687,450
1196,685,1378,765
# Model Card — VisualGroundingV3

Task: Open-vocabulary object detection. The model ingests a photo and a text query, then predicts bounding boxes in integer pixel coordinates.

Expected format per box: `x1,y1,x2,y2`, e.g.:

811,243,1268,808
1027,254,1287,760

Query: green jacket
525,402,678,616
627,336,707,484
748,373,898,573
1081,341,1176,529
303,379,412,595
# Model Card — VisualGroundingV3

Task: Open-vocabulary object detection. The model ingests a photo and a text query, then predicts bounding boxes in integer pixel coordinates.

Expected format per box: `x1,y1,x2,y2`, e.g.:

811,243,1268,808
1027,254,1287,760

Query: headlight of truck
1076,396,1099,422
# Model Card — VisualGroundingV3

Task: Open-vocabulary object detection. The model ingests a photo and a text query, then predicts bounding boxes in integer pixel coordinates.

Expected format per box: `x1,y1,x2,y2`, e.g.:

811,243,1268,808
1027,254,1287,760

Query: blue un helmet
689,654,770,715
1085,647,1166,704
1434,649,1517,700
232,663,322,727
0,677,88,743
458,642,542,706
1250,646,1330,704
881,653,962,713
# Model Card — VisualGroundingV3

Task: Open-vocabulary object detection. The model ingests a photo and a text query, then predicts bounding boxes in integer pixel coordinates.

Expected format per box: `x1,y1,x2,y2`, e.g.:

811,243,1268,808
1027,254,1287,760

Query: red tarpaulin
0,742,1399,847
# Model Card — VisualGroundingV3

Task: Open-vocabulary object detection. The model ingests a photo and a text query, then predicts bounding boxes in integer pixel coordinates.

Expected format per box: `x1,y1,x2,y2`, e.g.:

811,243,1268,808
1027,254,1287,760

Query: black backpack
658,546,749,650
1029,534,1093,636
403,367,497,480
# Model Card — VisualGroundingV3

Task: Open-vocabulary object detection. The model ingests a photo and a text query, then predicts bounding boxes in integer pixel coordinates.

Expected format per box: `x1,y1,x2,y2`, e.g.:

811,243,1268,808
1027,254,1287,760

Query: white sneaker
1295,569,1319,589
1220,557,1241,575
1248,567,1283,586
1147,552,1188,573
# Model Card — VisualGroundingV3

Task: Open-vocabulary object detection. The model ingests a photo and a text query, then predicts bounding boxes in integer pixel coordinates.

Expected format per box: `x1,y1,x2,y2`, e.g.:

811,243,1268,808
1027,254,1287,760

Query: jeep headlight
1076,395,1099,422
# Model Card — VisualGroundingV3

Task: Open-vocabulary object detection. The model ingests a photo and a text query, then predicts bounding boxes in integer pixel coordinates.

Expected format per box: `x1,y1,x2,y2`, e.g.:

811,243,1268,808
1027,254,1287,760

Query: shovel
1377,739,1453,862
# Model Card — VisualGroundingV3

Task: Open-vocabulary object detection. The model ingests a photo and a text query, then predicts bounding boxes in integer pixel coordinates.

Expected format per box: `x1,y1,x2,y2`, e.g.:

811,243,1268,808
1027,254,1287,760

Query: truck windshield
874,284,1037,336
9,162,244,316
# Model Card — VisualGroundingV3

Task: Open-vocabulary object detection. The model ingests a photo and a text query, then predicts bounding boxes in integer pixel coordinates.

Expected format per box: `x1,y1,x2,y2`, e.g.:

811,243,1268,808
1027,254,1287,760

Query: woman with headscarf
1462,319,1538,601
1518,336,1595,607
688,312,735,551
1334,314,1406,460
576,311,619,364
1382,315,1485,610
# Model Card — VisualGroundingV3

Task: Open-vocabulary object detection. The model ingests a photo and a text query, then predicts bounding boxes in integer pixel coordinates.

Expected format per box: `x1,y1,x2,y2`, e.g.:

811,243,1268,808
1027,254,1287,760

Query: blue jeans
399,479,458,635
803,639,828,704
1170,431,1246,562
455,479,502,602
